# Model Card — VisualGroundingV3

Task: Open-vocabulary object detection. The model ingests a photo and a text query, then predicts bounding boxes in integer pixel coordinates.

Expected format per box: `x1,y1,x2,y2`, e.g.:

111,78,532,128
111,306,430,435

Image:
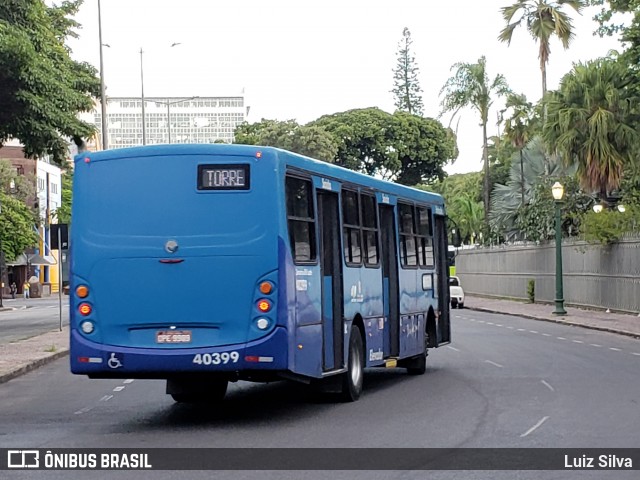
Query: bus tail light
259,281,273,294
76,285,89,298
257,299,271,313
79,303,92,316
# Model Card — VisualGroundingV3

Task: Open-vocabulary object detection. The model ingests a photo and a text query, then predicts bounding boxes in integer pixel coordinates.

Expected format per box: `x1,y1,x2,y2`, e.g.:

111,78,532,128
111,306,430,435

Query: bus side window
342,189,362,265
286,176,316,263
398,203,417,267
361,193,379,267
416,207,434,267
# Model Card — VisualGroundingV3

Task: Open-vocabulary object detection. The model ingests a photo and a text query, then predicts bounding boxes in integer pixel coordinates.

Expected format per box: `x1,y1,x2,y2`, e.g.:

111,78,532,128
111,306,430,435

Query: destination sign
197,164,250,190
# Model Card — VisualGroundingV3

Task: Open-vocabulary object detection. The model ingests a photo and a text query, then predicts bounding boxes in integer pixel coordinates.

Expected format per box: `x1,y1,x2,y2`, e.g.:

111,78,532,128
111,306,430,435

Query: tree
542,58,639,202
501,93,536,206
234,119,338,162
391,27,424,116
440,56,510,223
489,137,579,240
53,163,73,224
499,0,585,96
312,108,457,185
0,159,38,262
0,0,100,165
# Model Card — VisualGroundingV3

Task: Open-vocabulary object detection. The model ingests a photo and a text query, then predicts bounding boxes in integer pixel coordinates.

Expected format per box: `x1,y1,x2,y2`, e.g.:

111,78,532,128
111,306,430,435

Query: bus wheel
406,326,428,375
340,325,364,402
168,378,228,404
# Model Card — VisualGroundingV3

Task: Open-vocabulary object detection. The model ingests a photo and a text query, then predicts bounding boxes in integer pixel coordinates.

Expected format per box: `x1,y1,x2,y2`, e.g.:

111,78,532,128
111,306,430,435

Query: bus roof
76,144,445,207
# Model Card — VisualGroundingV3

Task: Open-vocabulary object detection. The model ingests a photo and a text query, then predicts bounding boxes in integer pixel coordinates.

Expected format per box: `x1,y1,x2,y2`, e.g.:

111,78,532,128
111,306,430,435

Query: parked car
449,276,465,309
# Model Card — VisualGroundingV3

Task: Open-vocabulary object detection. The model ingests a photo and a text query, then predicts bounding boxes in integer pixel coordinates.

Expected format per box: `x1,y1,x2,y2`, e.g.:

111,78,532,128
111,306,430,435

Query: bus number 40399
192,352,240,365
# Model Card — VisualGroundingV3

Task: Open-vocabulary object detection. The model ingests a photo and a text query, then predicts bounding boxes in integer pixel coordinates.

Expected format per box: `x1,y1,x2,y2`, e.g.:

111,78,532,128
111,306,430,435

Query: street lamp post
154,97,199,144
551,181,566,315
139,43,181,146
97,0,108,150
140,48,146,145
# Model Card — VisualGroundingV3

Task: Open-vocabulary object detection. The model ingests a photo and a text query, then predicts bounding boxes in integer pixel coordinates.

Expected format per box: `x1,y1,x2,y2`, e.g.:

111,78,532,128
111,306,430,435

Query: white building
95,96,248,149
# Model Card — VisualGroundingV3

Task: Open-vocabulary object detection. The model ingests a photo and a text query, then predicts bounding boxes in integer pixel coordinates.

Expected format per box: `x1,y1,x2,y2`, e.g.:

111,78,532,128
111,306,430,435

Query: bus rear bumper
70,327,288,377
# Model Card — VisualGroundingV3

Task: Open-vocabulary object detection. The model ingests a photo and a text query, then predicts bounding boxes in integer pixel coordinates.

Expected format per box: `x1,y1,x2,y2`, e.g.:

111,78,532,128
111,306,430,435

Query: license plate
156,330,192,343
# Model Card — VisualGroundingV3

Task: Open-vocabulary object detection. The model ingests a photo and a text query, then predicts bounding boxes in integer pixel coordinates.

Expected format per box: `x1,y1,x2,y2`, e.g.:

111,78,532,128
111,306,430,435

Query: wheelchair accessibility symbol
108,353,123,369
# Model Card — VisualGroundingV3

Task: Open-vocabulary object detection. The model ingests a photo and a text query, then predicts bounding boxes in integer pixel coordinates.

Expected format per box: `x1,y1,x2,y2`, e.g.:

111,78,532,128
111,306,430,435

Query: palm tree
498,0,585,96
452,194,484,244
440,56,510,223
489,137,576,239
502,93,536,206
542,58,639,202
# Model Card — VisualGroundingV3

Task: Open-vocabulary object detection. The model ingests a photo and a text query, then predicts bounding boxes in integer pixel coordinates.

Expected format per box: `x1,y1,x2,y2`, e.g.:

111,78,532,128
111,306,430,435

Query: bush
579,205,640,245
527,279,535,303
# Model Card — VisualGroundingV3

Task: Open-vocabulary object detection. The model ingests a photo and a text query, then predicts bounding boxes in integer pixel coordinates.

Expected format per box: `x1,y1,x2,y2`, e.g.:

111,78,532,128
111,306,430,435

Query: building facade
0,144,62,295
95,96,247,149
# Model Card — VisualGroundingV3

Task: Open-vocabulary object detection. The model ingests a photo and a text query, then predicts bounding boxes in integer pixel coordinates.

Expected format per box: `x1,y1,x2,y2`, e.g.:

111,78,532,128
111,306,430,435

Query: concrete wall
456,238,640,314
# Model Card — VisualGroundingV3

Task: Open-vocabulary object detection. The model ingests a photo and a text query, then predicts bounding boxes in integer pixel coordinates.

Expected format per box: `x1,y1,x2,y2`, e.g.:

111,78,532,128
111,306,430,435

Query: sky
68,0,623,175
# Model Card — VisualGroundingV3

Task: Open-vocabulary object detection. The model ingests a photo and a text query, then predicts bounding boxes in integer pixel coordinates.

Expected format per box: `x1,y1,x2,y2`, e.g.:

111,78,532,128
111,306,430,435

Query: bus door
434,214,451,344
317,190,344,371
380,204,400,357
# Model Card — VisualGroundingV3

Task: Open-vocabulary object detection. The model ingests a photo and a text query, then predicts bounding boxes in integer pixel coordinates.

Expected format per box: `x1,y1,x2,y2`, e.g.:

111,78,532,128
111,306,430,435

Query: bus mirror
451,229,462,248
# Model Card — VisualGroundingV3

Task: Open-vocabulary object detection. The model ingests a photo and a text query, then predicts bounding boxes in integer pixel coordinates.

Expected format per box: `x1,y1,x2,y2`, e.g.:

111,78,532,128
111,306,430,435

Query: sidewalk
465,295,640,338
1,295,639,385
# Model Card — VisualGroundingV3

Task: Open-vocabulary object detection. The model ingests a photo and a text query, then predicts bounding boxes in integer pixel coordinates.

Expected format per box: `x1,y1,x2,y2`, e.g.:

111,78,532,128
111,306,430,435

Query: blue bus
70,144,452,402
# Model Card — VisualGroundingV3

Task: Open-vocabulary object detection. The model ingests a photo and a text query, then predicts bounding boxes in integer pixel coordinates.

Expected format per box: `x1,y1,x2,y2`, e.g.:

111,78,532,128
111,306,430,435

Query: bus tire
406,320,429,375
340,325,364,402
168,379,228,404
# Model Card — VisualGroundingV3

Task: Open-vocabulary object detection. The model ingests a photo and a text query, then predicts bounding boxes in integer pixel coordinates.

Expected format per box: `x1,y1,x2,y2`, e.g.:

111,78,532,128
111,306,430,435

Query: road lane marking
486,322,494,325
74,407,93,415
485,360,504,368
100,395,114,402
609,347,622,352
447,346,461,352
529,330,538,334
590,344,602,348
517,328,526,332
113,386,125,392
477,320,485,323
507,326,514,329
631,353,640,356
520,416,550,438
572,340,584,344
123,379,134,384
542,333,551,337
557,337,566,340
541,380,555,392
495,324,503,327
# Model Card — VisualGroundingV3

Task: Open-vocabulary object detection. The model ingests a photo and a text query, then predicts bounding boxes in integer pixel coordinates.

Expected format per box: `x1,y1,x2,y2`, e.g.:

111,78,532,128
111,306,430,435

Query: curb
466,306,640,340
0,349,69,385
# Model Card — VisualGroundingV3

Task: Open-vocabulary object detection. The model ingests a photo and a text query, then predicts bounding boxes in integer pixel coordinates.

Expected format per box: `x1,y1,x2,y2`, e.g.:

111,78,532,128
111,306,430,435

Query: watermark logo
8,450,39,468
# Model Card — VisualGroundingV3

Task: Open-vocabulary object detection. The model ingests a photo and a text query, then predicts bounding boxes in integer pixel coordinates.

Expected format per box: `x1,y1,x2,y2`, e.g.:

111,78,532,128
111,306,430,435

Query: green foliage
542,57,639,198
0,193,39,262
487,135,516,189
0,0,100,165
0,158,35,202
579,204,640,244
440,56,510,222
426,172,484,243
311,108,457,185
53,163,73,224
499,0,585,94
391,27,424,116
515,175,592,242
527,279,535,303
234,119,338,163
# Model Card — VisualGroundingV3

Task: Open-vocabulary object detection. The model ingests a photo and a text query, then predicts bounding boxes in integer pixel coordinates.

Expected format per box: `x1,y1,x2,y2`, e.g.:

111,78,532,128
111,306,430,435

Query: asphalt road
1,309,639,479
0,297,69,344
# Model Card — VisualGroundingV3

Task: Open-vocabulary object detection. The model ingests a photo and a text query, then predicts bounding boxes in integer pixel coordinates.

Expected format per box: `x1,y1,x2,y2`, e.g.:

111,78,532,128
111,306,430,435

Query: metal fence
456,238,640,314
